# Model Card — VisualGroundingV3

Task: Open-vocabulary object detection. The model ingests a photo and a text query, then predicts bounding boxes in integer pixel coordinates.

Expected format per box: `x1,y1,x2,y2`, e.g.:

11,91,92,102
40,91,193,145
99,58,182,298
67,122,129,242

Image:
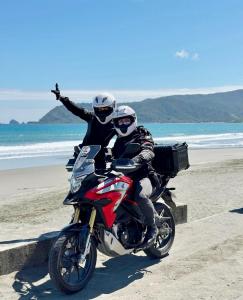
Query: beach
1,147,243,299
1,148,243,228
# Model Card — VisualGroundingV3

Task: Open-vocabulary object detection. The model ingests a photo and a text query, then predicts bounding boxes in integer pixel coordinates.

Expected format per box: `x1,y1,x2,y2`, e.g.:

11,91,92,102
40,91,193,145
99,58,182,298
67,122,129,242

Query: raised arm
51,83,93,122
59,97,93,122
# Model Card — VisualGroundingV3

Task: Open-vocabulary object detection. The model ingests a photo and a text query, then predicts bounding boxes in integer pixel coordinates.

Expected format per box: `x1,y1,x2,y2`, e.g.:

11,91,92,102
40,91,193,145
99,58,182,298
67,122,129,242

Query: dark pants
134,178,155,226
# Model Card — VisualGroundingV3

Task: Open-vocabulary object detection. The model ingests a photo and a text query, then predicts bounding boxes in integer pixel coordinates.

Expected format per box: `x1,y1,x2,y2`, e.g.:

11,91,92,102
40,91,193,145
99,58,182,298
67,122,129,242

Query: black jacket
60,97,116,168
112,126,155,179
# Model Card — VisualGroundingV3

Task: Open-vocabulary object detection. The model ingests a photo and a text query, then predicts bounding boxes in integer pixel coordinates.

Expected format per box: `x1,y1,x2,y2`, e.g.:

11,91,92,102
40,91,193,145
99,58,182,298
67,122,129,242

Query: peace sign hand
51,83,61,100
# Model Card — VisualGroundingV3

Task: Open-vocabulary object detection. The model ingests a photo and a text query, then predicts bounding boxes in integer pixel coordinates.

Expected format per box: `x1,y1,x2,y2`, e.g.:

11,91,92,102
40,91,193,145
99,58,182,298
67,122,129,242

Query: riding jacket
112,126,155,179
60,97,116,168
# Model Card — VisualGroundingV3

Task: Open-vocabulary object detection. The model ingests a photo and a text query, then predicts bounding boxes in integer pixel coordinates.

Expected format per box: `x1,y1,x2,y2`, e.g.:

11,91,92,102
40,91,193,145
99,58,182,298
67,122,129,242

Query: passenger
112,105,158,248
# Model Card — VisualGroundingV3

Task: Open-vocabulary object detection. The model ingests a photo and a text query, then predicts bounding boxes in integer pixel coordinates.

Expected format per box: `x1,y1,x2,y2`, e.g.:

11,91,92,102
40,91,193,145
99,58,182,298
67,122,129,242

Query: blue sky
1,0,243,122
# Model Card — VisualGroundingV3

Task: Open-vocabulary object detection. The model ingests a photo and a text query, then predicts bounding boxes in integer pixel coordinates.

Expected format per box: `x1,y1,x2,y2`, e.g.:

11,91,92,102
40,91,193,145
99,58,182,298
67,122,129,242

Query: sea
1,123,243,170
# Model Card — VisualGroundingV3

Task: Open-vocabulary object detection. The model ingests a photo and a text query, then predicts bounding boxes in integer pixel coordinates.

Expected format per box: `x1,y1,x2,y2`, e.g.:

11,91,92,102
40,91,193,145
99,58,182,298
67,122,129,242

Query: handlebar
66,145,142,174
111,158,141,173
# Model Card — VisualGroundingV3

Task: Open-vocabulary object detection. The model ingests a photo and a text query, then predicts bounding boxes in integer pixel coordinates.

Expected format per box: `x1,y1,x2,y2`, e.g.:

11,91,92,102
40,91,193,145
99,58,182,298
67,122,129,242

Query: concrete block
174,202,187,225
0,233,57,276
164,200,187,224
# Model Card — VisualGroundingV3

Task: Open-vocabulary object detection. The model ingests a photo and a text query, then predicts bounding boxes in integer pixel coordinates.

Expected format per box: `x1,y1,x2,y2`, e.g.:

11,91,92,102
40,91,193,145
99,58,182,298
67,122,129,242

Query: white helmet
113,105,137,137
92,93,116,124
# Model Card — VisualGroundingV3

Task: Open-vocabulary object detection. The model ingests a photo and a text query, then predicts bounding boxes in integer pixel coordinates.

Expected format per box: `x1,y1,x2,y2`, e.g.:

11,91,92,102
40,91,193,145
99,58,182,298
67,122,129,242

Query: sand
0,148,243,226
0,148,243,299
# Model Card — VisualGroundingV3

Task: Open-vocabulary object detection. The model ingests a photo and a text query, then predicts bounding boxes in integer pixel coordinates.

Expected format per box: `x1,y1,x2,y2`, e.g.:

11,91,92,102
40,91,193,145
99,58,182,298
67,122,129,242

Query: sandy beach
0,148,243,226
0,148,243,299
0,149,243,300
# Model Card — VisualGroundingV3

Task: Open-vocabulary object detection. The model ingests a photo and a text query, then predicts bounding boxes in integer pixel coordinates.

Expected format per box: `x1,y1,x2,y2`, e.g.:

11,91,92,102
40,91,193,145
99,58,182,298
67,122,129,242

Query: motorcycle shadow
229,207,243,214
12,253,163,299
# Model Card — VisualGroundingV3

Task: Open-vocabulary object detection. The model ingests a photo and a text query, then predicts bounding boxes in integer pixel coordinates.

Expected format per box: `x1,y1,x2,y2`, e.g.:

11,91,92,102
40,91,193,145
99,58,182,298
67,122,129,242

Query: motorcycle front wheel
49,232,97,294
144,202,175,259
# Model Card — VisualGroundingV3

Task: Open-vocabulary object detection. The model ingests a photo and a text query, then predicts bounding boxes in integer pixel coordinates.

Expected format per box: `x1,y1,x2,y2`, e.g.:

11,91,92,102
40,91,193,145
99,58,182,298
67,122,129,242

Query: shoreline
2,123,243,169
1,146,243,171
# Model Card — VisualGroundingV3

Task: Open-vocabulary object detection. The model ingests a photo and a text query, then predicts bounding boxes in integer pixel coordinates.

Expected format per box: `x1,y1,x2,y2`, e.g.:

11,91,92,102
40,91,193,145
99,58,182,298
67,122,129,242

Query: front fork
73,206,97,263
73,206,80,223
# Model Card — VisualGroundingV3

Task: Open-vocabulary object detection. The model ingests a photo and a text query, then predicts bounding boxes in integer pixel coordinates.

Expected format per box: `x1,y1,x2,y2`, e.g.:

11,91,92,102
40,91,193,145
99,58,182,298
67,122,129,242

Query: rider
51,84,116,169
112,105,158,249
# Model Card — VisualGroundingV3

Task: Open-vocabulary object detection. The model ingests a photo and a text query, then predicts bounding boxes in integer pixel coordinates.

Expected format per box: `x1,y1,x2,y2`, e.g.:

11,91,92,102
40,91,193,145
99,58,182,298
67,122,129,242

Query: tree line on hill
38,89,243,123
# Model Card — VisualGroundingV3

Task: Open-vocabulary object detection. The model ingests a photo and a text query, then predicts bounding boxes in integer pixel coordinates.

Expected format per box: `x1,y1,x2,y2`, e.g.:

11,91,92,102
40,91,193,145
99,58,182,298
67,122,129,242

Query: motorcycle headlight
70,175,84,193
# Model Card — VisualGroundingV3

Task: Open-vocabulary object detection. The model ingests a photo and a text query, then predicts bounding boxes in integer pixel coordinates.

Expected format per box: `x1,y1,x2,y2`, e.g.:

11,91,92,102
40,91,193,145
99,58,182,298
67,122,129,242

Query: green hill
39,89,243,123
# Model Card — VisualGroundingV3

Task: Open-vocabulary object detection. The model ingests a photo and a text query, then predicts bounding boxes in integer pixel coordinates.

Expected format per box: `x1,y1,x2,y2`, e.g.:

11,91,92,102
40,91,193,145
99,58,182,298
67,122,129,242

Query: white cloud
175,49,189,59
192,52,199,60
1,85,243,102
175,50,200,61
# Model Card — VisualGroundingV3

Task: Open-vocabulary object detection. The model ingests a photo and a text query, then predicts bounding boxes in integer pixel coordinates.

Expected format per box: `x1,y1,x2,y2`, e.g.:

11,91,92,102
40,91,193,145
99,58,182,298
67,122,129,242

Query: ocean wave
1,133,243,160
154,132,243,148
154,132,243,142
0,140,80,160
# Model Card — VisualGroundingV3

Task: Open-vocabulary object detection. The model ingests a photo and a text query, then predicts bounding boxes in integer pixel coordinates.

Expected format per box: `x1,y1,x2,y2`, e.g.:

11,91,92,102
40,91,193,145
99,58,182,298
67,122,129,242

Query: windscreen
73,145,101,178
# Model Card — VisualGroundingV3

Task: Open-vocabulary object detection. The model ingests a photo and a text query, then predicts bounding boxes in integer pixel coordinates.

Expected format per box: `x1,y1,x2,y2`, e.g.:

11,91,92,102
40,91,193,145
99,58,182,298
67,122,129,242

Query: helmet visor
94,106,113,122
113,116,134,134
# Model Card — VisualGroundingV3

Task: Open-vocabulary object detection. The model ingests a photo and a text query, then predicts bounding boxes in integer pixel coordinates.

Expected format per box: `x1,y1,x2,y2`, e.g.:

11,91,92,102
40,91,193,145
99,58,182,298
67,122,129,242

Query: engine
116,221,144,249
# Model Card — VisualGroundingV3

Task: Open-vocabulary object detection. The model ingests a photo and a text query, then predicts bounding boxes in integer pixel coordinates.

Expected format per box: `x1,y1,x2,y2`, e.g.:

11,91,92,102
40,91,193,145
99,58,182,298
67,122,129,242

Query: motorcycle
48,144,178,294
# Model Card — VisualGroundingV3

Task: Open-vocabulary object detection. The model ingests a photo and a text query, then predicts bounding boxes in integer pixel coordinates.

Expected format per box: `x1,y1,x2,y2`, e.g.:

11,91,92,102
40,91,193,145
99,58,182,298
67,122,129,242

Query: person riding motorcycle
51,84,116,169
112,105,158,248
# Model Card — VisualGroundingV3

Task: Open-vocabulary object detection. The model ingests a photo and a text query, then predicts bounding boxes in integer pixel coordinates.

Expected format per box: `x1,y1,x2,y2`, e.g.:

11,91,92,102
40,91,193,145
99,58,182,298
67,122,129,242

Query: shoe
139,224,158,250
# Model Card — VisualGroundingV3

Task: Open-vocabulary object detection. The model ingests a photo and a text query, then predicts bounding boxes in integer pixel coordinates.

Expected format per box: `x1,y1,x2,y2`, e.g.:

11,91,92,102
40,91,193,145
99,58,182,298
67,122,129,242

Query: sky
0,0,243,122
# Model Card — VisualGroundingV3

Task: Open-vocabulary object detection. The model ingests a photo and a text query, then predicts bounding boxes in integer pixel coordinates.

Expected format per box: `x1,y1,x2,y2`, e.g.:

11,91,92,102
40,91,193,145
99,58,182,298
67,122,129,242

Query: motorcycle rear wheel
144,202,175,259
49,232,97,294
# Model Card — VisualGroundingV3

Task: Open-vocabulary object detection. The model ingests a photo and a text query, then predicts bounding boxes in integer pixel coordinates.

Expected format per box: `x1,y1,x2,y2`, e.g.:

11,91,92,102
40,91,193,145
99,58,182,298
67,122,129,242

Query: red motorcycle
49,143,188,294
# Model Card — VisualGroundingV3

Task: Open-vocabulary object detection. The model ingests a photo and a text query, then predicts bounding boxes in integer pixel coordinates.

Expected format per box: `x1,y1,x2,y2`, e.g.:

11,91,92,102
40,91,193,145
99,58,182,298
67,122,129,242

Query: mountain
39,103,91,124
9,119,20,125
38,89,243,123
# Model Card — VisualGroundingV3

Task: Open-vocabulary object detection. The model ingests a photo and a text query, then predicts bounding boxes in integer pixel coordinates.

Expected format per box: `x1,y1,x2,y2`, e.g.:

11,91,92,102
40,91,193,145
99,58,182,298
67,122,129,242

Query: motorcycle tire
49,231,97,294
144,202,175,259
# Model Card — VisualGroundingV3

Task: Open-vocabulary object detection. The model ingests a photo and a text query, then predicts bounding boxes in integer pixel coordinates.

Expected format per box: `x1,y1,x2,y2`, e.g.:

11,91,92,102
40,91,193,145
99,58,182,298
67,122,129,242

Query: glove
51,83,61,100
74,145,81,155
132,155,141,164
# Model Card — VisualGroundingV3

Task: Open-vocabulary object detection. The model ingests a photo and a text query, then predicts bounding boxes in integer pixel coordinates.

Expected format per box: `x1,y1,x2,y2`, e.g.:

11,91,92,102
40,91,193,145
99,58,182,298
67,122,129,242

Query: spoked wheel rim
58,235,92,287
154,209,173,250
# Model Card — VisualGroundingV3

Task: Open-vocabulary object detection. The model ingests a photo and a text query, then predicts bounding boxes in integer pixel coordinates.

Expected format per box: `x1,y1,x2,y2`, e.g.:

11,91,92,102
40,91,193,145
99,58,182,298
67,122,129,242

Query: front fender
63,192,79,205
59,222,83,235
58,223,98,250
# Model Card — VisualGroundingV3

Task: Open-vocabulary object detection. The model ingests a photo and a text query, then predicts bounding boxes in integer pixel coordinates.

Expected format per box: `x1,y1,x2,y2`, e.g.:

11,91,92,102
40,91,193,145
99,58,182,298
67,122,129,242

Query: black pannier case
152,142,189,177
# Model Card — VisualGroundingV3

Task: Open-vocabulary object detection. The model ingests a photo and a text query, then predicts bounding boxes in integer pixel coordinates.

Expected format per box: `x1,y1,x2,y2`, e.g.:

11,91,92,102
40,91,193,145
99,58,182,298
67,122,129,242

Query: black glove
74,145,81,156
51,83,61,100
